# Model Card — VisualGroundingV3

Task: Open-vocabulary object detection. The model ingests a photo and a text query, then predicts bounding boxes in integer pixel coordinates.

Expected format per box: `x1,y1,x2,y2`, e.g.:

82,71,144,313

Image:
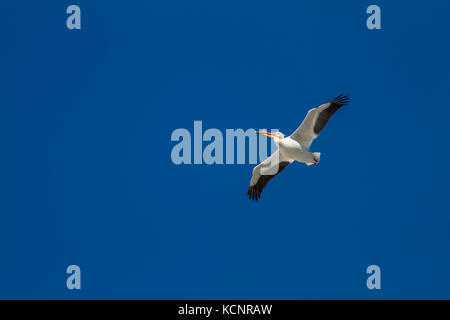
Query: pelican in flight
248,94,350,201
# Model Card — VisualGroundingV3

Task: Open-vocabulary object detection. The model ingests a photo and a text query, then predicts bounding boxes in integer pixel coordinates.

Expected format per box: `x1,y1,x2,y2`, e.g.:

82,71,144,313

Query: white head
256,129,285,143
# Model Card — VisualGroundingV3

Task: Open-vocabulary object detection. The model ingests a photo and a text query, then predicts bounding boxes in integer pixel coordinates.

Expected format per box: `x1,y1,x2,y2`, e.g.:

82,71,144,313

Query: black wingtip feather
247,186,261,201
331,94,351,106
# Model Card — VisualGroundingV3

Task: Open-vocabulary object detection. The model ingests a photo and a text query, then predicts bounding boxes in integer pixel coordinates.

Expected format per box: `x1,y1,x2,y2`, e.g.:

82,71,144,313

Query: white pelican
248,94,350,201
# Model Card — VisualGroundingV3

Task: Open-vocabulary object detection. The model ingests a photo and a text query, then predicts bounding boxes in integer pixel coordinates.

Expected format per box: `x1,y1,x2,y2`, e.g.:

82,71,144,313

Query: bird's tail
313,152,321,162
307,152,321,166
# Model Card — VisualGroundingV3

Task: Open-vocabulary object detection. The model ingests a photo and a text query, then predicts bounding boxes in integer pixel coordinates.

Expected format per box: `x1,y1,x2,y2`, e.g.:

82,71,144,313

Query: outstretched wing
247,150,293,201
290,94,350,147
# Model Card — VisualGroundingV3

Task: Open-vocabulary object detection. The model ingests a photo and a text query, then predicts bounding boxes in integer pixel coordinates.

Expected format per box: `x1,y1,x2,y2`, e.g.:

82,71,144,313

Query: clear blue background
1,0,449,299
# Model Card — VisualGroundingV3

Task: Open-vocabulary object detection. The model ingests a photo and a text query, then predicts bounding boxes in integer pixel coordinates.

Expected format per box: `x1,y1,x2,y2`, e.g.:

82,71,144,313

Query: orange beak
256,130,276,138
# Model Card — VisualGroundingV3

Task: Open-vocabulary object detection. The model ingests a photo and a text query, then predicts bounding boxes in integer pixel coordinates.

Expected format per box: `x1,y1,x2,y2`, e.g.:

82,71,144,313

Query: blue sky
1,0,450,299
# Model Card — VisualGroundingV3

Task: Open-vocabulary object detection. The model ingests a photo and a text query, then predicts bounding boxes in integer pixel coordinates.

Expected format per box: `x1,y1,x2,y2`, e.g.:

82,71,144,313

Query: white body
274,136,318,165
